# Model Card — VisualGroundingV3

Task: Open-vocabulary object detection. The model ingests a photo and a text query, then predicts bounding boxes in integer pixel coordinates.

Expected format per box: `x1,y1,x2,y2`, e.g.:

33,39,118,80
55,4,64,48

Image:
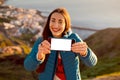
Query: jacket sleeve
70,33,97,67
80,48,97,67
24,37,43,71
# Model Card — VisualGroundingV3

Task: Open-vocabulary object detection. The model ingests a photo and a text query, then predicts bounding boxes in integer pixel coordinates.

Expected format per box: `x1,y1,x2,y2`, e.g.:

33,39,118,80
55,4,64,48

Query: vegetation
0,59,35,80
0,17,11,23
81,56,120,79
0,33,13,48
0,33,31,55
0,28,120,80
0,31,35,80
81,28,120,79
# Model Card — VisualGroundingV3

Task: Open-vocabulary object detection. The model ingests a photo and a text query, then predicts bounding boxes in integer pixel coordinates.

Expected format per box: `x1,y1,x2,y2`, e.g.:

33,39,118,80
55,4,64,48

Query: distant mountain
85,28,120,58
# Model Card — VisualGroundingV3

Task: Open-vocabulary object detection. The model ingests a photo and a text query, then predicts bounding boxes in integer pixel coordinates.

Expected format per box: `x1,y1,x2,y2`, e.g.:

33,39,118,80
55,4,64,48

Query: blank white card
51,38,72,51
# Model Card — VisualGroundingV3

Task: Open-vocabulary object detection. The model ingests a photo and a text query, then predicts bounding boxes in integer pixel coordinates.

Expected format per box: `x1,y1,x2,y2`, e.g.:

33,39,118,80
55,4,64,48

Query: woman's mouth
52,28,60,32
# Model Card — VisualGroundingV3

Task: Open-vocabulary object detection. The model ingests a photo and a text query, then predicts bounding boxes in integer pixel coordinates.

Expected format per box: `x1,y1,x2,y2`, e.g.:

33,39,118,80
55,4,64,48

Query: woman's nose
53,22,59,28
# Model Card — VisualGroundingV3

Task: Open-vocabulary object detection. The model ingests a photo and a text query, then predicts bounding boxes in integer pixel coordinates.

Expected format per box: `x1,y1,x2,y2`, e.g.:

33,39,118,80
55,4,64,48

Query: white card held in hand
51,38,72,51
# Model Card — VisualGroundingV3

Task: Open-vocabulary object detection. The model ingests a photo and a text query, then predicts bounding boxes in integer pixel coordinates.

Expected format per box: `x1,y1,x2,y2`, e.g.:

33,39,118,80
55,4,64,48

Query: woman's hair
42,7,71,40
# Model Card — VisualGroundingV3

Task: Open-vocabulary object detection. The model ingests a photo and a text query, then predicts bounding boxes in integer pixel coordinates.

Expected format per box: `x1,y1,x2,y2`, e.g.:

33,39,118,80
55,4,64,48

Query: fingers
41,40,50,49
72,42,87,47
71,42,88,54
38,40,51,54
39,46,50,54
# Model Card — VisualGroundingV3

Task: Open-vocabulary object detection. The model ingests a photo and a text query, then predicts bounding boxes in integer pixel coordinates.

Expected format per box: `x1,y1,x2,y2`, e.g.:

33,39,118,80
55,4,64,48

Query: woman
24,7,97,80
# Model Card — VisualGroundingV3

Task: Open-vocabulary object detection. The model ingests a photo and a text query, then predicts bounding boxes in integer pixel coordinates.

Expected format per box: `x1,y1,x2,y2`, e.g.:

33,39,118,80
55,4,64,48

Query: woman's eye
59,20,64,24
59,19,65,25
51,20,55,22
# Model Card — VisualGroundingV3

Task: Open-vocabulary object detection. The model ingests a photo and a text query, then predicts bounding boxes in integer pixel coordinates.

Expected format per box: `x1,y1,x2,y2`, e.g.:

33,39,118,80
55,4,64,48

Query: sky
5,0,120,29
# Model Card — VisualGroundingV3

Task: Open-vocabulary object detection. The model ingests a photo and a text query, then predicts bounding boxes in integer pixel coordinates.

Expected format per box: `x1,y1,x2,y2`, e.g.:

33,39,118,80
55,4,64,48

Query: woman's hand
37,40,51,60
71,42,88,57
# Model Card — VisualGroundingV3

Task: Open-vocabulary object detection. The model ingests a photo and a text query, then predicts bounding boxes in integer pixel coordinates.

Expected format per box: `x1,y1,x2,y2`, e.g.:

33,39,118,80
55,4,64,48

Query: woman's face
49,12,66,38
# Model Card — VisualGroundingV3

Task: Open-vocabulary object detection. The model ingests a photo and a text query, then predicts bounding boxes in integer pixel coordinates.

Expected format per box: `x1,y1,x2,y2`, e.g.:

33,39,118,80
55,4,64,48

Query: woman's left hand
71,42,88,57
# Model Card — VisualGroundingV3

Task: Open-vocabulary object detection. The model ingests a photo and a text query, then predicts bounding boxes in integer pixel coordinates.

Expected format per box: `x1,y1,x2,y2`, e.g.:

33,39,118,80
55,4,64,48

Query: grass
0,58,36,80
1,55,120,80
0,32,35,80
81,56,120,79
95,72,120,78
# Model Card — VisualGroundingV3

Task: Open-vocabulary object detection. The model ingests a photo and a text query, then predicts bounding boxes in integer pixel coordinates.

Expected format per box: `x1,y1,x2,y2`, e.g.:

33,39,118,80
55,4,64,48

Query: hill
82,28,120,80
85,28,120,58
0,30,34,80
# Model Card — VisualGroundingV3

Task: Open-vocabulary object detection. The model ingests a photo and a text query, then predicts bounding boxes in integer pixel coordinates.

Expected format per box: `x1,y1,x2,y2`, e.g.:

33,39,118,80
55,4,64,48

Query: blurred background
0,0,120,80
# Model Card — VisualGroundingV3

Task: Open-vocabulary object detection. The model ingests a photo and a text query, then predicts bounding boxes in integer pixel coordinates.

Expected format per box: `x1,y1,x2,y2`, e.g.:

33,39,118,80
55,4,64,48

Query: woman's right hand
37,40,51,60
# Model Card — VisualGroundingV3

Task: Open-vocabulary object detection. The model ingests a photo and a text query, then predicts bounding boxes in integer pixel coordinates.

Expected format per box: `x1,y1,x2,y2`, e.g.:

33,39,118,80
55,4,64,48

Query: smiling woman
24,7,97,80
49,12,66,38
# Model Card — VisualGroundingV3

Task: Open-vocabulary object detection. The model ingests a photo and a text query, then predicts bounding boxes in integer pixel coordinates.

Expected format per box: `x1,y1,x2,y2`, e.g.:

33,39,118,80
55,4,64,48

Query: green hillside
0,32,31,56
0,31,34,80
82,28,120,79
